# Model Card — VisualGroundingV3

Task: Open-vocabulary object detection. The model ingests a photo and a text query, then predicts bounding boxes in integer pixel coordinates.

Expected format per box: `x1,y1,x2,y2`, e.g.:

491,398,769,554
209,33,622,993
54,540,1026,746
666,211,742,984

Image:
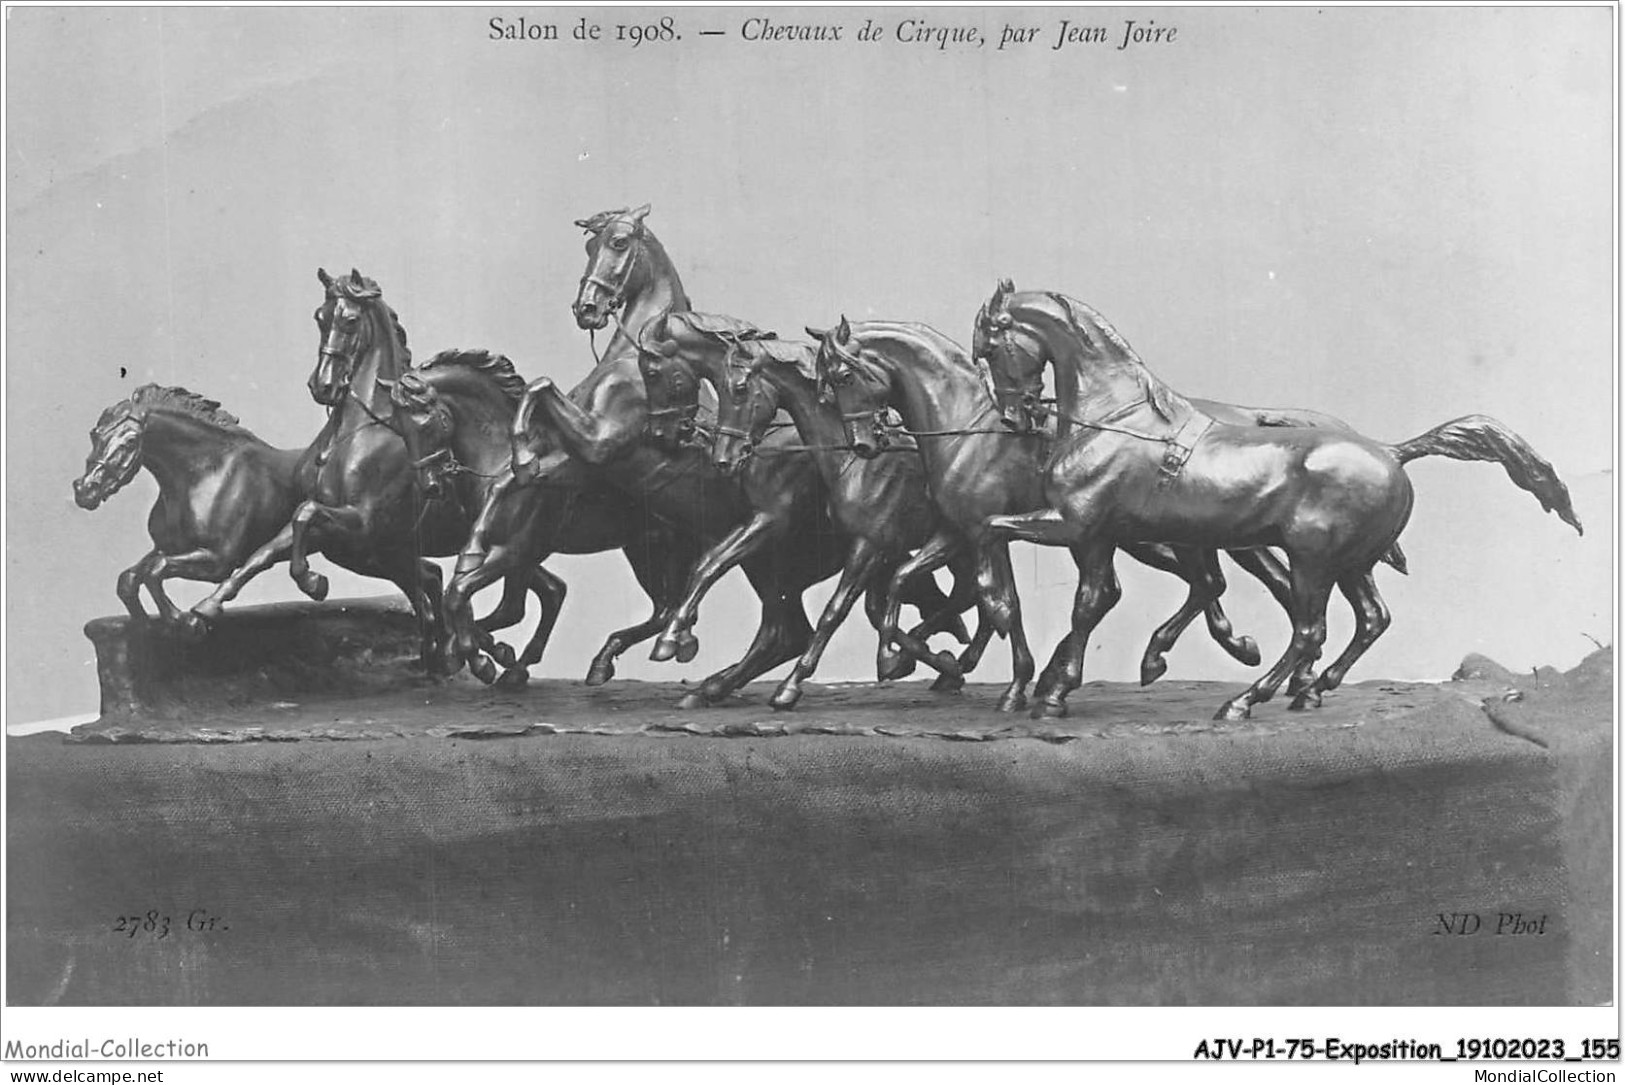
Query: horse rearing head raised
74,397,147,510
310,267,385,406
808,316,893,460
573,204,652,331
974,278,1049,435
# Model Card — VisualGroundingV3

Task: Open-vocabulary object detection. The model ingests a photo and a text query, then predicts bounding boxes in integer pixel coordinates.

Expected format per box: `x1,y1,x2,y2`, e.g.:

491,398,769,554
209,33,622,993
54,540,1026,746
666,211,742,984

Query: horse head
974,278,1049,435
808,316,893,459
74,395,148,510
310,267,402,407
389,371,456,500
573,204,652,330
710,344,789,476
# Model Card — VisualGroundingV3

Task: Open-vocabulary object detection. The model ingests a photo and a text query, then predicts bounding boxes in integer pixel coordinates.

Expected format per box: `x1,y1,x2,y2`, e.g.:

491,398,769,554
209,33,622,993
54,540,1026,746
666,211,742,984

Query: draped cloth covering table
6,601,1611,1005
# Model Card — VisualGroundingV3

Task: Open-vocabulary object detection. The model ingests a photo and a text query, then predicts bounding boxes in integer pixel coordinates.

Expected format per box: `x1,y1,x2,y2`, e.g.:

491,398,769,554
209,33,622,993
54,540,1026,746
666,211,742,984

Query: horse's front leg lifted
187,522,297,632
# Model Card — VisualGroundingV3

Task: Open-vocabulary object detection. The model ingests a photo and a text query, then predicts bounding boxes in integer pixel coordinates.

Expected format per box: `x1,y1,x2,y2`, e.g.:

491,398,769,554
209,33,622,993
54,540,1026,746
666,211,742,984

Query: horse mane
419,349,528,404
99,384,252,435
329,273,413,367
1045,293,1187,423
672,311,777,343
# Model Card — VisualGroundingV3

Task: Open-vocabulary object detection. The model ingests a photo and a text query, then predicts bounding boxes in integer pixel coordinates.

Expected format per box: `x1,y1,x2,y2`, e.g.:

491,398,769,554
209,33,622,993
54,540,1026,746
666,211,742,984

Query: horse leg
1032,542,1122,719
651,514,779,662
494,565,568,689
117,550,163,620
981,537,1035,713
1215,566,1333,721
187,522,297,630
445,544,520,684
877,530,964,681
1123,543,1258,679
769,539,887,711
287,500,331,601
393,557,448,677
897,571,972,646
1136,545,1257,685
586,542,689,686
1292,568,1391,709
137,548,228,625
678,588,812,709
864,568,917,681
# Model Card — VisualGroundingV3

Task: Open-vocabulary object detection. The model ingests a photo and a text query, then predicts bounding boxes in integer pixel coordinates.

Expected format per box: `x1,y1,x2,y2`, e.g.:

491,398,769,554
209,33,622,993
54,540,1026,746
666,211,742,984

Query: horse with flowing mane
73,385,304,622
189,270,546,671
635,311,977,705
976,283,1582,720
390,349,700,686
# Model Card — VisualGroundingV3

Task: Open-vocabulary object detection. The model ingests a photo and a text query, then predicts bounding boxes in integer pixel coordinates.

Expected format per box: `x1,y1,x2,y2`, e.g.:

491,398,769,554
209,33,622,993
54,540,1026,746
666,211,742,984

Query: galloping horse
809,318,1270,712
635,312,976,704
389,350,700,686
976,285,1582,720
973,278,1408,683
191,269,536,671
705,324,993,708
507,208,860,707
73,385,303,623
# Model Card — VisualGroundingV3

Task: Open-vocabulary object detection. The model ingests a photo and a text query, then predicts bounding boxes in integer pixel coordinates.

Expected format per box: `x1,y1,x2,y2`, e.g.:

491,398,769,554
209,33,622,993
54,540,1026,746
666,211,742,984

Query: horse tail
1378,541,1408,576
1387,415,1583,535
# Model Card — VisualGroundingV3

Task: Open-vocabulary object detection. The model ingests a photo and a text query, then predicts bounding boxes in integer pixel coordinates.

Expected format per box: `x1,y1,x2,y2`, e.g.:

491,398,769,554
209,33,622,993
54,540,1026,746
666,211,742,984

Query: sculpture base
6,602,1612,1005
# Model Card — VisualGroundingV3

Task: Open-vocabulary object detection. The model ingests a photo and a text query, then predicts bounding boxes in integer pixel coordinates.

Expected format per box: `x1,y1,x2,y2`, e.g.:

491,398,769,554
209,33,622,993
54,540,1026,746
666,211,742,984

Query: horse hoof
495,667,529,690
650,636,680,663
584,659,615,686
469,656,498,685
876,647,905,679
1140,655,1169,687
1214,702,1251,721
675,633,700,664
769,686,802,711
877,653,916,682
1232,635,1262,668
676,691,709,710
489,642,517,669
997,691,1029,714
296,572,329,602
177,611,212,639
933,651,964,679
930,671,964,693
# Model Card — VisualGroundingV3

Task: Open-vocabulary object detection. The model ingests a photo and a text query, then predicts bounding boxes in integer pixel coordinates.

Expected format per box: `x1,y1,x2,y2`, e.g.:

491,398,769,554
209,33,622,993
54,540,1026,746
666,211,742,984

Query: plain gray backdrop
6,5,1613,723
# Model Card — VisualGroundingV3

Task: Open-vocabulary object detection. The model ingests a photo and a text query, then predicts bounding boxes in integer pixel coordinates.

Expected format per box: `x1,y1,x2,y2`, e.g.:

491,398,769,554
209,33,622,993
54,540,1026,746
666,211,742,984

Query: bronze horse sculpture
508,207,903,707
975,284,1583,720
73,385,304,623
189,270,540,671
705,326,1000,707
389,350,701,686
973,279,1409,684
634,312,978,702
808,317,1272,713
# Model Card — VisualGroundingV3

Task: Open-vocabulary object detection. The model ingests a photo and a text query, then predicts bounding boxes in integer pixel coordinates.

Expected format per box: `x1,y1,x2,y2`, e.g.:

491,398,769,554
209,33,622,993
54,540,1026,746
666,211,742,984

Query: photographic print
4,2,1614,1063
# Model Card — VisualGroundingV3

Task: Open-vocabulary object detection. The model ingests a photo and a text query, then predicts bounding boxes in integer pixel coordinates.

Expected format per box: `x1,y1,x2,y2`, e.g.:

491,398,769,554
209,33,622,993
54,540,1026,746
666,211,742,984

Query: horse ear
630,203,651,224
991,278,1013,310
998,277,1016,295
317,268,334,288
804,325,829,342
835,315,852,344
349,268,364,288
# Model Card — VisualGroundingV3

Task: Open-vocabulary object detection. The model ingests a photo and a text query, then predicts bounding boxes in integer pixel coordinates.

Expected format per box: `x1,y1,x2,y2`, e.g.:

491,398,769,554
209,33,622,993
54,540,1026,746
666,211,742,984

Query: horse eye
610,236,629,251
